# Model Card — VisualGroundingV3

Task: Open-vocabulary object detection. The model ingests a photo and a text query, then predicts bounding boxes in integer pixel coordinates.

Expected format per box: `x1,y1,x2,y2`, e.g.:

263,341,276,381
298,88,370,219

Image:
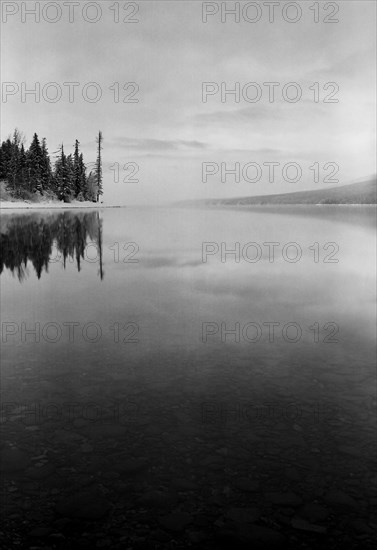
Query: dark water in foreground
1,206,376,549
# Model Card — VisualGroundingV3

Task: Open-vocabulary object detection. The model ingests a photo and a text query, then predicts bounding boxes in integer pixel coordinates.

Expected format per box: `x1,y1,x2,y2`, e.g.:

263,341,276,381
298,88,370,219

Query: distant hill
181,177,377,206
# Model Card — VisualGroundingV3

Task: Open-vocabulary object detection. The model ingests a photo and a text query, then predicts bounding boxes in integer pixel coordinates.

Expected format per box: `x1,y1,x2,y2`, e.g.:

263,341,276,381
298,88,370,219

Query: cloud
109,137,208,152
112,254,204,270
192,105,280,125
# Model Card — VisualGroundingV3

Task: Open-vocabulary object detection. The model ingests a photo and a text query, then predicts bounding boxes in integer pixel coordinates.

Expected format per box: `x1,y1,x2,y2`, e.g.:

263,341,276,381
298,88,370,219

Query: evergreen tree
95,131,103,202
66,154,74,183
0,139,12,180
8,139,20,191
16,144,27,196
72,140,89,200
78,153,88,200
26,133,44,194
54,145,71,202
41,138,52,191
73,139,81,198
66,154,75,199
53,147,63,195
86,170,97,202
73,140,88,199
8,129,28,194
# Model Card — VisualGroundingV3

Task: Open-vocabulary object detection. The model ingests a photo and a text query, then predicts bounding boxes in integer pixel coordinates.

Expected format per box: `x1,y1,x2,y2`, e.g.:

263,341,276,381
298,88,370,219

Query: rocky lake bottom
1,347,376,550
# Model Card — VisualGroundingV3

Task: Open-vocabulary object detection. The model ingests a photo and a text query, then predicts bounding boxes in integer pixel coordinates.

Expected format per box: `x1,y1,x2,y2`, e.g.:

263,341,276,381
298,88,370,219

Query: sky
1,0,376,204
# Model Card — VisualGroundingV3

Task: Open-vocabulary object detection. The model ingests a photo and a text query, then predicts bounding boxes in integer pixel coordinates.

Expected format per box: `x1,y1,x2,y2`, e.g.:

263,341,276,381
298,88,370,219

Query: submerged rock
291,516,327,533
159,511,192,532
265,491,302,507
28,526,53,537
234,477,260,492
0,447,30,473
55,488,110,519
112,457,148,475
138,489,178,508
224,507,259,524
298,502,330,522
324,489,359,508
25,463,55,480
215,523,287,546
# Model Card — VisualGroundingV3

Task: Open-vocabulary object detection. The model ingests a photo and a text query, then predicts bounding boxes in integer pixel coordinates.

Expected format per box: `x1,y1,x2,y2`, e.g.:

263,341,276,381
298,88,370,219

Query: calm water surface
1,206,376,548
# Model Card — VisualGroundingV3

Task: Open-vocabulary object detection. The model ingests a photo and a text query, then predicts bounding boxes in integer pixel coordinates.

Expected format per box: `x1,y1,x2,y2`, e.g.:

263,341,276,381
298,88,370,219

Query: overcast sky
1,0,376,204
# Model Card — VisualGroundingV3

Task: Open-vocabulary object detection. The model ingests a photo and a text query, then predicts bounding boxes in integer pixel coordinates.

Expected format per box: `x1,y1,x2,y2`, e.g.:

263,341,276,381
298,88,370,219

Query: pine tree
54,145,71,202
78,153,88,200
73,139,81,198
41,138,52,191
4,130,25,193
0,139,12,180
95,131,103,202
86,170,97,202
26,133,44,194
53,147,63,197
16,144,27,196
66,154,74,185
8,140,20,192
73,140,88,199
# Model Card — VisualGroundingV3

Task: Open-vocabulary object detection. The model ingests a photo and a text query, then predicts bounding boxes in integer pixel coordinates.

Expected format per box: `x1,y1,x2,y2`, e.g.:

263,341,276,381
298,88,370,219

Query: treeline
0,129,103,203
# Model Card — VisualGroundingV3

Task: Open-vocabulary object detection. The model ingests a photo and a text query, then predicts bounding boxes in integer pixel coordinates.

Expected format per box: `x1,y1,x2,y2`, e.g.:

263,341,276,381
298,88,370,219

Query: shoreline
0,201,123,210
176,203,376,208
1,201,376,211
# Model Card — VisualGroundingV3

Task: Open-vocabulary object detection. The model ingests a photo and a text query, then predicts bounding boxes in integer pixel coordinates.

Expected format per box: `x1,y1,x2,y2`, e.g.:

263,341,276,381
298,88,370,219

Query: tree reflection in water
0,211,104,281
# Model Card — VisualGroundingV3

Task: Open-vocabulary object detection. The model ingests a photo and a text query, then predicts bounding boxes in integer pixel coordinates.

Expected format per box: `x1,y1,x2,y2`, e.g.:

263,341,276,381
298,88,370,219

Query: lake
1,206,376,548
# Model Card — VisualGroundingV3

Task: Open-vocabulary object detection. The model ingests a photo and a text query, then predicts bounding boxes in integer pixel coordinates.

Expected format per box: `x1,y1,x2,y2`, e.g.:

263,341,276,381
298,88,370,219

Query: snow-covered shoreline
0,200,123,210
